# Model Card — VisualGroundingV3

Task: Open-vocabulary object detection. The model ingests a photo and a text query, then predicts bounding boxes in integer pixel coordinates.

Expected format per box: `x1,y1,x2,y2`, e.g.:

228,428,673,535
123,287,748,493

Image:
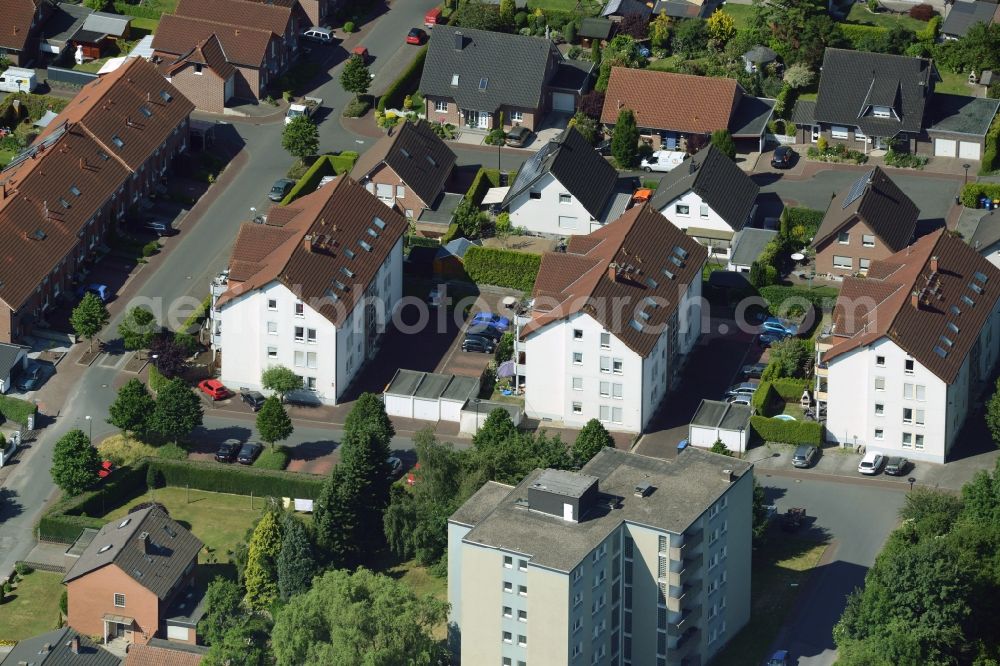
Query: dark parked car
884,456,909,476
215,439,241,463
741,362,768,379
237,442,263,465
17,364,43,391
595,139,612,156
241,390,267,412
792,444,819,468
505,126,533,148
268,178,295,202
76,283,109,302
140,218,176,236
462,335,495,353
771,145,795,169
387,456,403,479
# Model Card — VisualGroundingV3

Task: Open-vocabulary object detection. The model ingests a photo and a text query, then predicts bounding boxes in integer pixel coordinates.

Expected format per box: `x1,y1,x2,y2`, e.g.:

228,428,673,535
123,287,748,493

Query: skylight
974,270,989,285
644,296,658,308
451,74,459,86
672,246,689,260
639,310,651,321
69,185,81,196
479,77,488,90
359,240,373,252
969,282,984,295
662,268,675,280
940,335,953,347
344,248,355,259
645,277,658,289
31,229,46,240
335,280,347,291
947,321,959,334
400,148,411,159
118,518,131,528
426,155,437,167
373,217,386,230
58,197,70,209
159,90,173,102
325,288,339,302
933,345,948,358
629,320,643,332
139,105,153,118
111,135,124,148
367,228,378,238
98,544,113,554
950,305,961,316
97,150,109,161
163,525,176,538
961,294,975,307
669,255,683,268
341,267,355,278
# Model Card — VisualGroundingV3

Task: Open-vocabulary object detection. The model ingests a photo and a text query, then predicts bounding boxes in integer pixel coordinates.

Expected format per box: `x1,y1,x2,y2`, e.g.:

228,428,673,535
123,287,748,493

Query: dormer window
872,106,891,118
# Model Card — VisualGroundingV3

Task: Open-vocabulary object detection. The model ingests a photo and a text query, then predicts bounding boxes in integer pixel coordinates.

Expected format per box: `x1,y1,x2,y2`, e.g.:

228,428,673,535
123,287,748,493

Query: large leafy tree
985,377,1000,447
51,429,101,495
198,577,244,647
277,512,316,601
572,419,613,466
339,54,371,101
107,378,155,441
149,334,188,379
261,365,302,401
71,292,109,352
270,568,448,666
748,0,839,68
256,395,293,448
243,506,284,611
148,378,203,444
202,615,272,666
281,115,319,160
118,306,157,351
610,108,639,169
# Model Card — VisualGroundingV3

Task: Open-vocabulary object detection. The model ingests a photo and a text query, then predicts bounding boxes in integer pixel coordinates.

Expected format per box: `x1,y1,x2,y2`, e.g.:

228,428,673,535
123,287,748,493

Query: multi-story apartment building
816,229,1000,463
517,204,707,433
210,176,406,405
448,447,753,665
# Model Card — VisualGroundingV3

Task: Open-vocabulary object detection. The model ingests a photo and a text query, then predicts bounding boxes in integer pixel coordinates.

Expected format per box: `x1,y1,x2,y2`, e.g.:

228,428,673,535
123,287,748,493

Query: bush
909,3,934,20
980,112,1000,174
141,241,160,257
343,21,355,33
440,222,461,244
14,561,32,577
97,435,158,467
806,143,868,165
0,394,37,426
465,167,501,205
750,415,823,445
156,443,189,460
254,446,290,470
883,150,928,169
960,182,1000,207
148,458,323,499
759,285,837,316
463,246,541,292
784,207,825,242
342,98,371,118
773,85,796,120
148,364,169,393
280,155,335,205
377,46,427,113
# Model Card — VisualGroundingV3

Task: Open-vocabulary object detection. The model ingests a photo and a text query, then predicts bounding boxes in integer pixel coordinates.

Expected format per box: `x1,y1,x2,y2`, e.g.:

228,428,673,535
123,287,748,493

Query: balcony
815,362,828,377
666,579,702,613
667,628,701,664
667,528,703,560
667,605,701,638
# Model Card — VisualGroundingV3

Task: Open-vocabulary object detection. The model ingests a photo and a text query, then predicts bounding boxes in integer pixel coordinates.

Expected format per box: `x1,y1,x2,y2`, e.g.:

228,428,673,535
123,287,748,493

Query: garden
0,567,66,643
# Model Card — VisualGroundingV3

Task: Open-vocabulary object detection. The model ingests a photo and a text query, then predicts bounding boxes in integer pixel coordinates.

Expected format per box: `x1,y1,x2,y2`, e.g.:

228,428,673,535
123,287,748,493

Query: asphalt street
758,474,907,666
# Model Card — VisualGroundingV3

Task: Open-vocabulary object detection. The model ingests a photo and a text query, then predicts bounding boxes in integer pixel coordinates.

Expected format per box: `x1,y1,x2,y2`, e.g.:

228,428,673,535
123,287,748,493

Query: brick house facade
424,96,540,132
0,0,54,66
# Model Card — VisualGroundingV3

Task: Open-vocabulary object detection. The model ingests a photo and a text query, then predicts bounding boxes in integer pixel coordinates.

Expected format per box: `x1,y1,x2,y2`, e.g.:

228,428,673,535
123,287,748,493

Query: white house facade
507,172,600,235
656,189,736,257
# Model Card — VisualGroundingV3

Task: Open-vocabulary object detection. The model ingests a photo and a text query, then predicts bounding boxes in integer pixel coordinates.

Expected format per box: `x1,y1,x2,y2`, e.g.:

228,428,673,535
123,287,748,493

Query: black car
466,322,503,340
791,444,819,468
595,139,612,156
771,146,795,169
505,126,533,148
237,442,263,465
462,335,495,353
215,439,242,463
241,390,266,412
17,364,43,392
268,178,295,202
884,456,909,476
741,362,768,379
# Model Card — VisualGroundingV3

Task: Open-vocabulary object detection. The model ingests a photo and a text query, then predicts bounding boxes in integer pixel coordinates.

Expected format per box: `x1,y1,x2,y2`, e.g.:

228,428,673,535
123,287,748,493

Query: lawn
385,559,448,640
102,487,265,568
129,16,159,36
844,4,928,31
528,0,601,12
710,536,829,666
0,570,65,641
721,2,755,29
74,56,114,73
936,69,977,96
0,148,15,169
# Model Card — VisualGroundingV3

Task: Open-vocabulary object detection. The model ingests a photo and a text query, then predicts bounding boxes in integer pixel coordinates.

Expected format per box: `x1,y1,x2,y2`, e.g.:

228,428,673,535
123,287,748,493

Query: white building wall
507,173,596,236
656,190,731,234
678,271,703,356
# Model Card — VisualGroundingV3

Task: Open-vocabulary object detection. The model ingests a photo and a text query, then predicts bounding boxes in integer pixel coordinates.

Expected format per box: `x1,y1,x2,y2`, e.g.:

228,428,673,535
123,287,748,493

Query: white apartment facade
448,448,753,666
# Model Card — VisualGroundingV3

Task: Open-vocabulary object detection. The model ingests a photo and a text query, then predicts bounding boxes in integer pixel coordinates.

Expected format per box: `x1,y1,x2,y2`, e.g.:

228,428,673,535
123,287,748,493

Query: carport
461,400,522,434
689,399,752,452
383,369,479,423
927,94,1000,161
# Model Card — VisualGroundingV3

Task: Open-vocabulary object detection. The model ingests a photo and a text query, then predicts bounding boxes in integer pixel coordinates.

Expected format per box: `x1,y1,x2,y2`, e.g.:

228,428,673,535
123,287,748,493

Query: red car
197,379,231,400
406,28,427,45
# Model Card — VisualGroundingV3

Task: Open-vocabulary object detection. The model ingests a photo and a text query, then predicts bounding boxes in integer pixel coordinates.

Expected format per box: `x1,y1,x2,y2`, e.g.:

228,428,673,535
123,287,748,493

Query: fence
46,67,98,88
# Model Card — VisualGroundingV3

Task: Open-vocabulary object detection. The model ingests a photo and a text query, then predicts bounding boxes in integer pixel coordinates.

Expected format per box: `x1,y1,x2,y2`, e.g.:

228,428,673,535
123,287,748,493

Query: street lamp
85,415,93,443
474,398,481,434
738,426,744,459
963,163,971,185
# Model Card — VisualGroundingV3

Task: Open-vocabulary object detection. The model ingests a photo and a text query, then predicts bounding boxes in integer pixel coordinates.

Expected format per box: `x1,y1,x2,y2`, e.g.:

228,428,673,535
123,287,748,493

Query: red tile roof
522,204,707,357
0,0,47,52
176,0,294,38
152,14,273,67
216,177,408,327
165,34,236,81
826,229,1000,383
600,68,742,134
124,644,204,666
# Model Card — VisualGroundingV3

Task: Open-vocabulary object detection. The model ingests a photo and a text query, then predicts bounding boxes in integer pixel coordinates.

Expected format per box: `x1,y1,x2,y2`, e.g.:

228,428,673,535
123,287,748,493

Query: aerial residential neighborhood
1,0,1000,664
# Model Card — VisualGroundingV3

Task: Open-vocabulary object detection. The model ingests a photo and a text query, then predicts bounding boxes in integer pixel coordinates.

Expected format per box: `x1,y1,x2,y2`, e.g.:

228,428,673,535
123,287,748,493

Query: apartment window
862,234,876,247
518,559,527,572
112,593,126,608
504,556,513,568
904,383,913,399
573,567,582,582
517,585,527,597
915,409,925,426
915,434,924,449
600,332,611,349
267,346,278,359
675,204,690,216
612,383,623,399
518,609,527,622
916,385,926,401
267,322,278,335
572,402,583,414
294,351,305,367
573,351,583,365
267,298,277,311
874,403,884,416
294,326,305,342
874,428,884,440
503,606,512,618
612,358,623,374
875,376,885,391
502,631,512,643
876,355,885,367
904,358,914,375
307,329,317,343
510,110,523,122
572,377,583,391
860,258,871,271
600,356,611,373
600,381,611,397
434,100,448,112
559,193,572,204
833,255,852,270
306,377,316,391
504,658,512,666
902,432,912,448
504,581,513,593
396,185,406,199
294,302,304,317
574,328,583,340
831,126,849,139
612,407,623,424
600,405,611,422
698,203,710,218
574,592,583,608
903,408,913,424
837,231,850,244
517,635,526,647
573,643,583,657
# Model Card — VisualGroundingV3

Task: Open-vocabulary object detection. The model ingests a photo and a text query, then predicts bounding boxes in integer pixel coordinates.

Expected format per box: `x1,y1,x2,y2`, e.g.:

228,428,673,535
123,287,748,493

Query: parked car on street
761,317,798,337
725,382,758,397
301,27,333,43
884,456,909,476
241,390,266,412
237,442,263,465
470,311,510,332
17,364,43,392
505,126,533,147
198,379,231,400
215,439,241,463
406,27,427,44
76,283,109,302
726,395,751,406
268,178,295,202
858,450,885,475
771,146,795,169
388,456,403,479
640,150,686,173
140,218,176,236
767,650,790,666
792,444,819,468
741,362,768,379
462,335,495,353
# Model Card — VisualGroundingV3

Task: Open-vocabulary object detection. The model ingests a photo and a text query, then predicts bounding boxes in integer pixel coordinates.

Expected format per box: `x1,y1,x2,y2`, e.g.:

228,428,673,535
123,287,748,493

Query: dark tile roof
152,14,272,67
729,95,776,138
549,59,595,92
502,126,618,219
601,0,651,18
0,628,120,666
601,68,742,134
651,0,715,18
941,0,996,37
0,342,28,377
927,93,1000,137
578,17,614,40
813,49,936,137
522,204,707,357
350,120,457,207
790,99,817,126
812,166,918,253
419,25,561,113
691,399,752,430
730,228,778,267
43,2,92,47
826,230,1000,384
650,144,759,232
0,0,50,52
63,507,202,600
215,177,408,327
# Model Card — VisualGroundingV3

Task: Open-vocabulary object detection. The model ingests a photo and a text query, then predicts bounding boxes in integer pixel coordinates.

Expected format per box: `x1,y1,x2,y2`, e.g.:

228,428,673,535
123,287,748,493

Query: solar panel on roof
843,169,875,209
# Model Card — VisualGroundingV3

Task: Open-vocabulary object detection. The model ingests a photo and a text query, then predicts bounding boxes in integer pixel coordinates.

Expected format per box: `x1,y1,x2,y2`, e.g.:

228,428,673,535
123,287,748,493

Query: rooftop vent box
634,482,653,498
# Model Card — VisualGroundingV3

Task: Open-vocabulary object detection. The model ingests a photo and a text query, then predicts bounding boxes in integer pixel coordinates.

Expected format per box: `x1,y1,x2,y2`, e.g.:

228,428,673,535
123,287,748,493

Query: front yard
844,4,928,31
0,570,65,642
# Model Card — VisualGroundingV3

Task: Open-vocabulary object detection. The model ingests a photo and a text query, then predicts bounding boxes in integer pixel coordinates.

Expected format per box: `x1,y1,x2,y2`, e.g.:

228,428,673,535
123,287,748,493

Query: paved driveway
759,475,906,666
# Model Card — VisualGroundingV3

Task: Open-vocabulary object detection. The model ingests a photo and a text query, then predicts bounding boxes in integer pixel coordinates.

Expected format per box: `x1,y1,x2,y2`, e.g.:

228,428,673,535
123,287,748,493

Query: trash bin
980,195,988,209
677,439,689,453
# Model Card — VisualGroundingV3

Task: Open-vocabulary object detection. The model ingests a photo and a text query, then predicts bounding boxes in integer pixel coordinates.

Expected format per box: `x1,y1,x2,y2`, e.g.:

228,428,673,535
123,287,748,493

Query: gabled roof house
0,0,55,65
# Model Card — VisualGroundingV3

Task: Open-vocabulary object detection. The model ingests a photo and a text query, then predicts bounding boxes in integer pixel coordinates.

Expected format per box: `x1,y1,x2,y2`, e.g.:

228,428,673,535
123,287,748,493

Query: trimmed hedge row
466,167,501,205
463,246,541,292
960,182,1000,207
750,416,823,445
759,285,838,315
329,151,359,175
0,395,37,426
112,1,164,19
980,112,1000,174
771,378,812,401
838,23,890,50
280,155,334,205
440,222,461,244
751,381,778,416
377,45,427,113
39,464,150,543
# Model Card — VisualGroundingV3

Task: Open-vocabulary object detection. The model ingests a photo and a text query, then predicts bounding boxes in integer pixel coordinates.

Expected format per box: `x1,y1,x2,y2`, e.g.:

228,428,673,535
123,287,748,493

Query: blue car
761,317,797,337
757,332,788,347
76,283,109,302
470,312,510,332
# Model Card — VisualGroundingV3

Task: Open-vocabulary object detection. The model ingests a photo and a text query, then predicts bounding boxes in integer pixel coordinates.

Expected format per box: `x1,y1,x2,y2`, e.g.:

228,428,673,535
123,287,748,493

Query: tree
340,54,371,100
783,63,815,89
452,198,486,238
83,0,108,10
281,115,319,160
453,1,504,31
760,337,811,380
51,429,101,496
277,513,316,601
649,11,671,49
706,9,737,45
107,378,155,441
611,108,639,169
750,0,839,68
148,378,203,444
261,365,303,401
751,479,768,542
203,615,272,666
985,377,1000,447
313,464,361,567
343,391,396,454
749,261,769,288
198,577,244,647
671,19,709,58
149,334,188,379
70,292,109,352
270,568,448,666
337,393,395,550
569,112,598,144
117,306,157,351
577,91,605,120
710,129,736,160
573,419,613,466
710,439,733,456
494,212,513,246
243,506,284,611
256,395,293,448
590,40,601,66
498,0,516,28
619,12,648,39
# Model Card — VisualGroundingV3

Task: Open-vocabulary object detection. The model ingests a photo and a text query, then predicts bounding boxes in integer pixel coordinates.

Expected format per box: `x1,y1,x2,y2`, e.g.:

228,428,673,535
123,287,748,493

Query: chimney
70,636,80,654
304,234,314,252
41,644,52,654
911,290,920,309
454,31,463,50
930,255,939,273
722,469,734,483
607,262,618,282
137,531,149,554
79,157,86,170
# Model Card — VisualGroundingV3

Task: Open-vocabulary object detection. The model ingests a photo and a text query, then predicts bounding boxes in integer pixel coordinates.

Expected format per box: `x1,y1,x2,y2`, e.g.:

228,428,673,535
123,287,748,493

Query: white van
301,27,333,43
0,67,37,93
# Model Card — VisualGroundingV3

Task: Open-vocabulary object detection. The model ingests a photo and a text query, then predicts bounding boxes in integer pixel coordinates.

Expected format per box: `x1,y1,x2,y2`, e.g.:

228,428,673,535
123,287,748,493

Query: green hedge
280,155,334,205
253,446,290,470
39,464,150,543
329,151,359,175
148,365,168,393
758,285,839,315
960,182,1000,207
378,45,428,113
466,167,501,205
838,23,889,50
750,415,823,445
0,395,36,426
440,222,461,244
463,246,541,292
771,378,811,400
112,1,164,19
980,112,1000,175
783,207,824,240
751,381,779,416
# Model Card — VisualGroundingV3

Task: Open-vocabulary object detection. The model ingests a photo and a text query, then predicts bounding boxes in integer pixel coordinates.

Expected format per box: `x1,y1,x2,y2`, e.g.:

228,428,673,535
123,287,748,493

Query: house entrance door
477,111,490,129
